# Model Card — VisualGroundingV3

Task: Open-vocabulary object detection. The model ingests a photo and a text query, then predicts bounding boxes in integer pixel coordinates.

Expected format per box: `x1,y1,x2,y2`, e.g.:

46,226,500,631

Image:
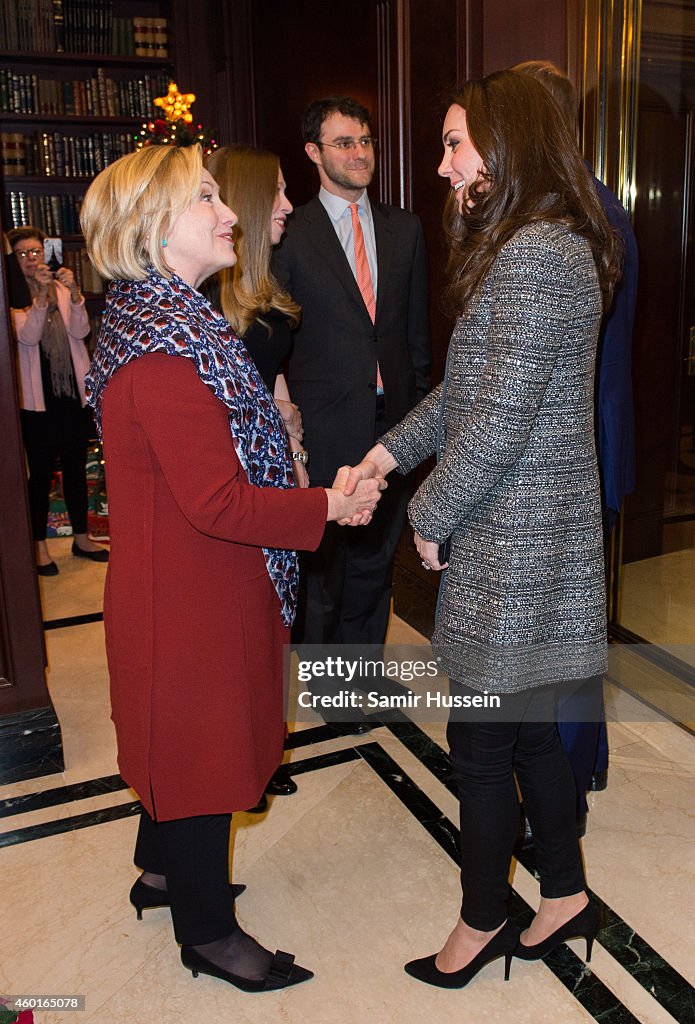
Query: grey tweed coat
381,221,608,692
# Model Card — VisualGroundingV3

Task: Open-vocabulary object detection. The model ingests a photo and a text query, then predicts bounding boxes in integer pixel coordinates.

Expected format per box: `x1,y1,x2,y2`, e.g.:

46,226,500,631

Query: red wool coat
100,353,327,821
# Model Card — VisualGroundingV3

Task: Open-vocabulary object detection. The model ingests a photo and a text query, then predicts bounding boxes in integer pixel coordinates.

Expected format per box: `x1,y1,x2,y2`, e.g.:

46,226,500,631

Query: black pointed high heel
404,919,520,989
180,945,314,992
514,901,599,962
129,878,246,920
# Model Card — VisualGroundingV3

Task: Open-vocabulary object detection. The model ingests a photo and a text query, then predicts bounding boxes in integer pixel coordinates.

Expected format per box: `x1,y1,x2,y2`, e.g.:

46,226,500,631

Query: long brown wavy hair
444,70,622,316
205,146,299,336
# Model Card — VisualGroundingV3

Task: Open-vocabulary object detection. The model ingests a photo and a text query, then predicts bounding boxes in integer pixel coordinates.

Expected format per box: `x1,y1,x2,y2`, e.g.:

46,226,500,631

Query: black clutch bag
438,537,451,565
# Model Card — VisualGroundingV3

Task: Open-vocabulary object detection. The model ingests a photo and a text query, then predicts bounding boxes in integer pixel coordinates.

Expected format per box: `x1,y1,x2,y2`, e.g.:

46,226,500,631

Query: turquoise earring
162,238,167,247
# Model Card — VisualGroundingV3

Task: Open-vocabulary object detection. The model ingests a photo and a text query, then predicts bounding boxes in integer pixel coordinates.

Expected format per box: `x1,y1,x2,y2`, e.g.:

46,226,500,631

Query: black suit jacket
272,195,430,483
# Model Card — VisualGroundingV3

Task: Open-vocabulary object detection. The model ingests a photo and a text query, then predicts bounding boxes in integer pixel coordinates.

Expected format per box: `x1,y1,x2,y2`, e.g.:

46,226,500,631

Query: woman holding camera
9,226,108,574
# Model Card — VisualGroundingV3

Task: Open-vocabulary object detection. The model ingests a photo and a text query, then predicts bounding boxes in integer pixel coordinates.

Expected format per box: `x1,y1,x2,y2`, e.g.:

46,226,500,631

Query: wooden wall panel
249,0,379,208
0,261,50,711
481,0,569,73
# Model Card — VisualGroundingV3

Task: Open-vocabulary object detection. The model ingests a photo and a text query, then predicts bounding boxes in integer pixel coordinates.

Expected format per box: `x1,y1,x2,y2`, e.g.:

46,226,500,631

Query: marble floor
1,536,695,1023
620,548,695,666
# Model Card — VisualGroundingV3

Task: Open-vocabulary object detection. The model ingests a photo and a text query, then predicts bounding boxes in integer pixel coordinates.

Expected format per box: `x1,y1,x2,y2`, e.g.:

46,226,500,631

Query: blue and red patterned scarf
85,267,299,625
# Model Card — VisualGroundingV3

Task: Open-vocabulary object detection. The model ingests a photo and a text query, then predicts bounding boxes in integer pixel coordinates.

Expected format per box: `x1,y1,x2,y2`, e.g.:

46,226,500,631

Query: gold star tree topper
154,82,196,124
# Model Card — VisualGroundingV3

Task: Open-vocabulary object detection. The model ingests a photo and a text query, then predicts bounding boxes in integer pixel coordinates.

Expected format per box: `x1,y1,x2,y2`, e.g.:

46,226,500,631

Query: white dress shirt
318,186,378,296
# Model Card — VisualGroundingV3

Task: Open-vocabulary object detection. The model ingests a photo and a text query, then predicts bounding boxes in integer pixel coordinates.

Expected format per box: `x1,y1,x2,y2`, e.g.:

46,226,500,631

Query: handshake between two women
326,457,388,527
331,443,449,571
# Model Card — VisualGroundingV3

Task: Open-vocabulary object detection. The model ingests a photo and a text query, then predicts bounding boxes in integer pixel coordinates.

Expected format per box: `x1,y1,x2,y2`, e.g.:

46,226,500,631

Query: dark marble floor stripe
285,747,361,776
285,724,344,749
43,611,104,631
0,774,127,819
356,740,642,1024
0,749,360,848
383,714,695,1024
0,734,355,821
0,800,142,849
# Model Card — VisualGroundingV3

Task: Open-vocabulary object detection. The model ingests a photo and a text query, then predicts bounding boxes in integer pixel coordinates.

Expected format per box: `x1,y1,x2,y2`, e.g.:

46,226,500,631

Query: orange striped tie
349,203,383,391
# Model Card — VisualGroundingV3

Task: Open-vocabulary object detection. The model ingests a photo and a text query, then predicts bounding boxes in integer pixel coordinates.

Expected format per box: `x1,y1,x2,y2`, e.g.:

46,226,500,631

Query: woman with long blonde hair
206,146,308,487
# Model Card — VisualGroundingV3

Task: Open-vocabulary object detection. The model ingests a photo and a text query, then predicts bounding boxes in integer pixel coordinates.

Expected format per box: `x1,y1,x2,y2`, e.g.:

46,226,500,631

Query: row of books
0,68,171,119
61,245,104,294
2,130,136,177
0,0,169,57
7,190,84,235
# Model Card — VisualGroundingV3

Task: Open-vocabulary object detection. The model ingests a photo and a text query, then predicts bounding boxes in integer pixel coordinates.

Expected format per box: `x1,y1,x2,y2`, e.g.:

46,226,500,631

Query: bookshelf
1,0,174,306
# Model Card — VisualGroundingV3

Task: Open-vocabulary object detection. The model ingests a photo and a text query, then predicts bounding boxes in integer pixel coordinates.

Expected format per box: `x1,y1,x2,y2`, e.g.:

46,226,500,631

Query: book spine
96,67,107,116
132,16,147,58
155,18,168,59
41,130,52,175
67,133,76,177
86,134,95,175
105,76,116,117
9,191,22,228
52,131,64,176
25,132,39,175
52,0,64,51
103,0,112,55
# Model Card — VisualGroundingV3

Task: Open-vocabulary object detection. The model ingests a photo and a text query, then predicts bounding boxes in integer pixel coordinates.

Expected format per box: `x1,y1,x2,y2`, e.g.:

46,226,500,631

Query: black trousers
293,401,410,646
134,810,237,945
20,406,89,540
446,681,586,931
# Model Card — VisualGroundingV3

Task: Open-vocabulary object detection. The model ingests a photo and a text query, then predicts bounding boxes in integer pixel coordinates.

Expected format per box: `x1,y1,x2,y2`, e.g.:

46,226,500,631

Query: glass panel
616,0,695,667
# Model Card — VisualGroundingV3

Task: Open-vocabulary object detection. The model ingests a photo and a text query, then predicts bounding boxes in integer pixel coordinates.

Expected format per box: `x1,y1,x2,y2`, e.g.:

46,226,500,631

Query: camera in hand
43,237,63,273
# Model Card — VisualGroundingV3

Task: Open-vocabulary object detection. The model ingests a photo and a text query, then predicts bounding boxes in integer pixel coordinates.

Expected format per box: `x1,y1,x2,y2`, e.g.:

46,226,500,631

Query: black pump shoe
404,919,520,989
72,541,109,562
514,901,599,963
130,878,246,920
266,766,297,796
180,945,314,992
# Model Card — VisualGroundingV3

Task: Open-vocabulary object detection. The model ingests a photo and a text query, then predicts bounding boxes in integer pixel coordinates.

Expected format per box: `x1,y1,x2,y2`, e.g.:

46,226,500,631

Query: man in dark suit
273,96,430,665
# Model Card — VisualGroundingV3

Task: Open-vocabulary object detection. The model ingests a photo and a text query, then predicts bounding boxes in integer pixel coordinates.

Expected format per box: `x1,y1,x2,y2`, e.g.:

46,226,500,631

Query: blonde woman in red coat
81,144,384,994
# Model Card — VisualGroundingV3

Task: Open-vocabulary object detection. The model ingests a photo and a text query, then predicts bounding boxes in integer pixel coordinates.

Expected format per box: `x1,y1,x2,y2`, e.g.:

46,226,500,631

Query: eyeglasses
15,248,43,259
317,137,377,152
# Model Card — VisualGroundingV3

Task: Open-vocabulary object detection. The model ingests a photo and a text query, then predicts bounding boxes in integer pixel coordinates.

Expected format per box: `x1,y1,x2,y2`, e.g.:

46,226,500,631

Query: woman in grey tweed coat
340,71,622,988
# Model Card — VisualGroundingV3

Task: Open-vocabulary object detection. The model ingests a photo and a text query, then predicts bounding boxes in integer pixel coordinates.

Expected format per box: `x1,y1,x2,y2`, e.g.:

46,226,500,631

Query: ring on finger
421,560,431,570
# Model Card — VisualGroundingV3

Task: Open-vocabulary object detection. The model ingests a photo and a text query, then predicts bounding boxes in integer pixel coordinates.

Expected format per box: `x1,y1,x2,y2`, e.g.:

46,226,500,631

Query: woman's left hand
55,266,82,302
414,531,448,572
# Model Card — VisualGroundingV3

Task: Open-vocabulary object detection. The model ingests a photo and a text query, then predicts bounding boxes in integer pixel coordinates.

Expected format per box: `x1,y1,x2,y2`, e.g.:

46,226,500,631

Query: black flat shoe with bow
180,944,313,993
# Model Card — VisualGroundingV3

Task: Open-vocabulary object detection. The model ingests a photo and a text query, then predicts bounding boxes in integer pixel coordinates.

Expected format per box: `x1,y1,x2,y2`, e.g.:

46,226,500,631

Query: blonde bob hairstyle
80,144,203,282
